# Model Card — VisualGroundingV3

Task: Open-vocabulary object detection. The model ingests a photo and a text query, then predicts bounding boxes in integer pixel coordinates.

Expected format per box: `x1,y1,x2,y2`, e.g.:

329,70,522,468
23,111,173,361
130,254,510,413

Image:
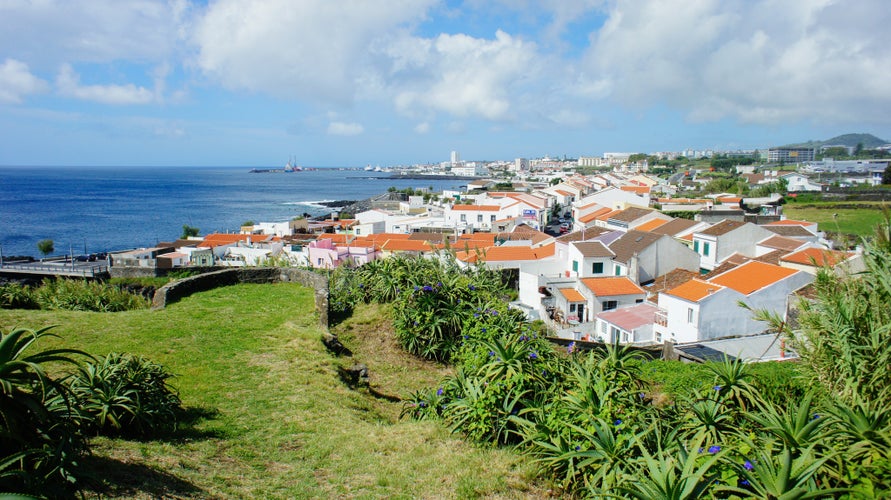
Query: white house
654,260,813,343
595,302,659,344
692,220,775,271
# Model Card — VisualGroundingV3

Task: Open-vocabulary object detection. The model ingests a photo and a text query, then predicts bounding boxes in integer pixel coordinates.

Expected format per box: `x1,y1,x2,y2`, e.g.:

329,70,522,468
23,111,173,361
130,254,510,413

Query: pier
0,259,110,280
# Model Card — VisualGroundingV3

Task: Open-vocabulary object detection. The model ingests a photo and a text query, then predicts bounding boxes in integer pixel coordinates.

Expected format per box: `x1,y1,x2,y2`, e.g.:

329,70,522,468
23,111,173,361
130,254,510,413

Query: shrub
66,352,182,437
0,282,38,309
34,278,148,312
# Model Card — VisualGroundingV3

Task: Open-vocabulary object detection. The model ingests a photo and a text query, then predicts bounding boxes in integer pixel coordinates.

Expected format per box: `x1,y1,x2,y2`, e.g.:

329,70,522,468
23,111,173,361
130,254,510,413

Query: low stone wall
151,268,329,327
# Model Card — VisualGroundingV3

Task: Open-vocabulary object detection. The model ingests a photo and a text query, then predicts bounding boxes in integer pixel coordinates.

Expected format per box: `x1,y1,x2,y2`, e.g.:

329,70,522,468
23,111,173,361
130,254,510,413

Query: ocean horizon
0,166,467,259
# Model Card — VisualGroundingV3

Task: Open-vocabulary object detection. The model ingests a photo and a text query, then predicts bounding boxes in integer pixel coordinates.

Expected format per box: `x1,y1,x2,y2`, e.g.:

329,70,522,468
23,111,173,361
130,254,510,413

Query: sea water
0,166,466,258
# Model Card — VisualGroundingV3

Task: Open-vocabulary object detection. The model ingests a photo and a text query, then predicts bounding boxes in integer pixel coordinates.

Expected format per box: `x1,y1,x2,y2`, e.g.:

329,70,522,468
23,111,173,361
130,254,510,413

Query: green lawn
783,202,888,236
1,284,540,499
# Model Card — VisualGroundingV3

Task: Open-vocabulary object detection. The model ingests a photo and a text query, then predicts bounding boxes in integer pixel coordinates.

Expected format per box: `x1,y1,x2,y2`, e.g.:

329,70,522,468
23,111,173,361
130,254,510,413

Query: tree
36,239,53,260
882,163,891,185
242,220,255,227
181,225,200,238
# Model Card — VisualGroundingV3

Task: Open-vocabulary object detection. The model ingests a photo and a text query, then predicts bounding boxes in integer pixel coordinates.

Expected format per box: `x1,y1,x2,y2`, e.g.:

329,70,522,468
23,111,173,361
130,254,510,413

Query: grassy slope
0,284,541,499
784,202,887,236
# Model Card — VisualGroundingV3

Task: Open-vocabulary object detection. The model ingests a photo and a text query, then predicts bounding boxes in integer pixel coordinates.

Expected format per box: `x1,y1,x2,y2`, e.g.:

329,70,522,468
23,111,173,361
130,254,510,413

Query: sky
1,0,890,167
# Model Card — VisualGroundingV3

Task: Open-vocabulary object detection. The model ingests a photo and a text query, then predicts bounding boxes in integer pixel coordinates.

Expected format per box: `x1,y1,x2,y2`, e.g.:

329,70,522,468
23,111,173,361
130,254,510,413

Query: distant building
450,150,461,166
768,147,816,164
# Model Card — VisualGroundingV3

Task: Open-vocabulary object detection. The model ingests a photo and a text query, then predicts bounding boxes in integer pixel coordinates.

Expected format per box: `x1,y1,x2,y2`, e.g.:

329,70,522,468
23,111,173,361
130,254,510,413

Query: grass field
783,202,888,237
1,284,542,499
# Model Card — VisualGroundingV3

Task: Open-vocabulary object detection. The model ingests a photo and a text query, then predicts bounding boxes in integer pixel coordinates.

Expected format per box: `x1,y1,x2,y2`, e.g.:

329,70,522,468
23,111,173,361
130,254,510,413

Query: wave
282,200,336,208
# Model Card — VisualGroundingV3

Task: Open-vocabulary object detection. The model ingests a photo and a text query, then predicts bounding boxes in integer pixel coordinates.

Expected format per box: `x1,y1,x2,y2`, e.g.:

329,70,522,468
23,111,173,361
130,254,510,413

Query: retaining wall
151,268,329,327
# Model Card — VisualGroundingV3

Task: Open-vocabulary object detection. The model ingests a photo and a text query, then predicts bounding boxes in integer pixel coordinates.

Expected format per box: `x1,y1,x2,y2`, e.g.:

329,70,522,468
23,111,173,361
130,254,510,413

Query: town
52,139,875,364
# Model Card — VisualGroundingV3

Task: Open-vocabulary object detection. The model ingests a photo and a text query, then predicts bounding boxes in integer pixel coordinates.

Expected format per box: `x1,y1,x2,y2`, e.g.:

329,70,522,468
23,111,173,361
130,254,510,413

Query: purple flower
639,392,646,399
567,341,576,354
488,351,495,357
744,460,754,471
708,445,721,454
529,351,538,359
739,479,750,487
714,385,722,391
419,402,426,407
614,419,622,426
468,284,476,290
575,445,581,451
812,413,820,420
423,285,433,291
698,448,704,453
481,327,487,333
436,282,442,287
436,388,443,396
463,335,469,340
414,285,420,291
474,313,480,318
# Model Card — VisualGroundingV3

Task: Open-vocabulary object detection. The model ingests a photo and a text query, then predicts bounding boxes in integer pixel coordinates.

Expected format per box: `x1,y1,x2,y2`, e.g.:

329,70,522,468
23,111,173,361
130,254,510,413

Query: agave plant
720,440,845,499
617,435,725,500
706,355,757,412
746,391,829,454
66,352,182,437
0,326,90,496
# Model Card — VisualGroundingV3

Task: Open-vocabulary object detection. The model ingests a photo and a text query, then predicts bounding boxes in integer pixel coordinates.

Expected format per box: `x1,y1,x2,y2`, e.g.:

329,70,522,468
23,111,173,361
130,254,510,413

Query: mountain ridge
781,133,889,149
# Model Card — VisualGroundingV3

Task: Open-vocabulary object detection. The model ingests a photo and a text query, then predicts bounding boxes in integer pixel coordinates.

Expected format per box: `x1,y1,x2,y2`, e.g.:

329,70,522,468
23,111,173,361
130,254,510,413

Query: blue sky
1,0,889,167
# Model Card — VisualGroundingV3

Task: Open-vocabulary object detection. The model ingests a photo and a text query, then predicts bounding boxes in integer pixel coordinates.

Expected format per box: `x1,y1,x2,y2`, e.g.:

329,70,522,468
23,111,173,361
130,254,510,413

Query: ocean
0,166,467,258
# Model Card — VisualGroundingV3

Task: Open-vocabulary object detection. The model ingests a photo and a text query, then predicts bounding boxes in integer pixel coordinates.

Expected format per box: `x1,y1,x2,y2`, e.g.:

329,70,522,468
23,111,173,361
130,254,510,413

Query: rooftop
709,260,799,295
580,276,646,296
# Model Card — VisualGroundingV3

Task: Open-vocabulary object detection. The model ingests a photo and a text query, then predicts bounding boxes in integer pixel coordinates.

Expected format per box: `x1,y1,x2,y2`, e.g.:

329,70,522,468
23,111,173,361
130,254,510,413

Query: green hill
782,132,889,149
0,284,539,498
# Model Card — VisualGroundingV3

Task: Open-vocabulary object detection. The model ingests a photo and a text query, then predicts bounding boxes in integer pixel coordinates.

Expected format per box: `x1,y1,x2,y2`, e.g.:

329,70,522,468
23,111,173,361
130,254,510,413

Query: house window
592,262,603,274
636,299,644,303
569,304,576,313
602,300,618,311
656,332,663,342
703,242,710,256
621,330,629,343
572,260,579,272
687,307,695,323
614,265,621,276
355,228,361,235
460,214,466,222
600,321,607,333
490,215,496,222
477,214,483,223
317,258,323,265
694,240,699,253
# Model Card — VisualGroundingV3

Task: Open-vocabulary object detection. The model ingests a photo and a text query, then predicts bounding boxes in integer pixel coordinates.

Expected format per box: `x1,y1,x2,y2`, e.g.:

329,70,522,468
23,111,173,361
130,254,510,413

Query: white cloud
0,0,190,66
0,59,49,103
583,0,891,124
56,64,155,105
388,30,539,121
327,121,364,136
414,122,430,134
193,0,435,103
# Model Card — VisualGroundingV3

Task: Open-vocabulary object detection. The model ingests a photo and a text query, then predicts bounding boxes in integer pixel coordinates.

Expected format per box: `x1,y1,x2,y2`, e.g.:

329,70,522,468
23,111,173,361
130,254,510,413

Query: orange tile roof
458,232,497,243
452,204,502,211
555,189,574,196
199,233,273,247
456,243,555,263
580,277,645,296
781,248,851,267
620,185,651,194
317,233,353,244
597,209,622,221
559,288,587,302
709,261,798,295
635,218,670,232
666,279,724,302
766,219,815,226
381,239,437,252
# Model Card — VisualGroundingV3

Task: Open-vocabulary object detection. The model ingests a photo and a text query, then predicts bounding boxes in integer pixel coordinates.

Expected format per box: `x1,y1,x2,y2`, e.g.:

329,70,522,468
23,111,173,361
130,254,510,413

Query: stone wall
151,268,329,327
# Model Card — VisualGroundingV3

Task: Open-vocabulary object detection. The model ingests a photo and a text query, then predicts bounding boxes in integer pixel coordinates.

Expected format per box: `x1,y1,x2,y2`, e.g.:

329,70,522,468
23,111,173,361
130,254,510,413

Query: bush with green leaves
34,278,149,312
0,326,90,497
0,282,39,309
66,352,182,437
